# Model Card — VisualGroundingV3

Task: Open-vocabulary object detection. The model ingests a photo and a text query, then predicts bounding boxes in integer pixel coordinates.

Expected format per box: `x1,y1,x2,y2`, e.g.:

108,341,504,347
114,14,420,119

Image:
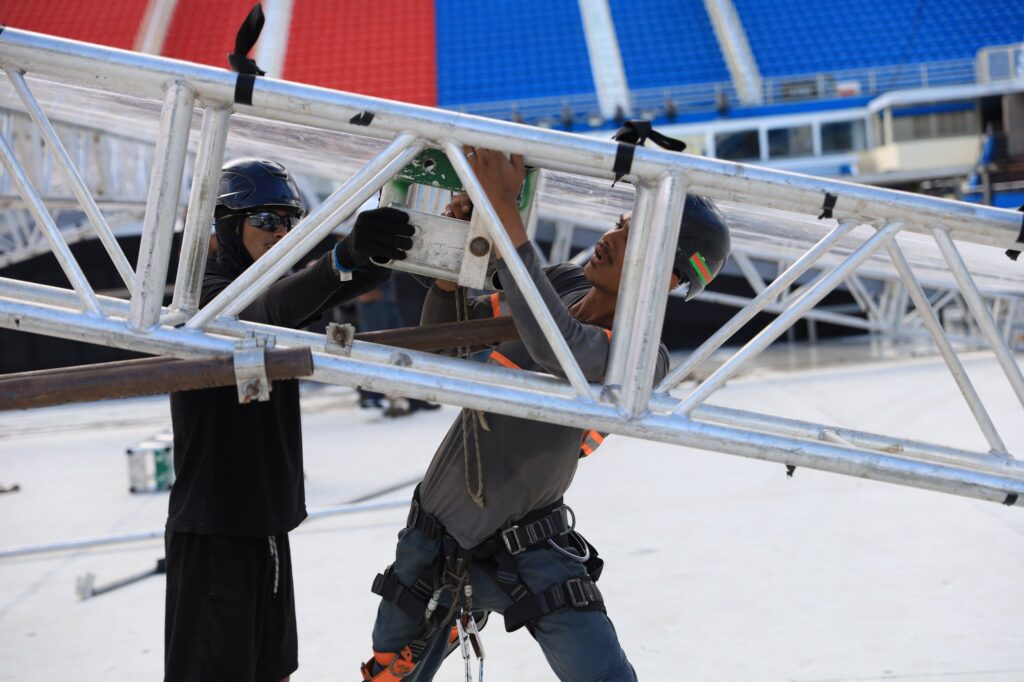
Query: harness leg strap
502,576,605,632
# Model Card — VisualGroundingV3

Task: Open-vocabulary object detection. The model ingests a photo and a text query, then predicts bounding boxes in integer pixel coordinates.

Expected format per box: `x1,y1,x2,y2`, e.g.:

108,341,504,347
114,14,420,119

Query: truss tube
732,252,767,294
443,140,596,401
129,80,194,330
932,228,1024,408
692,404,1022,478
2,276,1021,482
697,290,893,331
658,219,859,392
674,222,902,415
610,175,686,417
885,241,1008,453
187,133,423,329
846,274,883,322
0,135,101,314
5,68,137,293
171,106,229,315
1,29,1022,249
606,185,654,392
308,358,1024,506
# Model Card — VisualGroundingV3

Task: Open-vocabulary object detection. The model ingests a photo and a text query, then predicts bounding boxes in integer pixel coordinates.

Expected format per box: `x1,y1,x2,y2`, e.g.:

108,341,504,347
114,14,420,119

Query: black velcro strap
1004,493,1018,506
371,569,434,623
1005,205,1024,261
234,72,257,106
350,111,375,126
227,4,266,105
503,577,605,632
818,192,838,220
611,119,686,185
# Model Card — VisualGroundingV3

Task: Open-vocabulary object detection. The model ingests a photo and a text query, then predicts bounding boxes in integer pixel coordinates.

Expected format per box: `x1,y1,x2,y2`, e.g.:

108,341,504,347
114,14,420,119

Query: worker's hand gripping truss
335,207,415,270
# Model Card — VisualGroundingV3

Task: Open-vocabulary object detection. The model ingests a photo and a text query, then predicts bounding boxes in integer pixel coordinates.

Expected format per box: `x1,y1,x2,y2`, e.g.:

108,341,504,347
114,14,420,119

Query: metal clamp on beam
234,332,274,403
326,322,355,356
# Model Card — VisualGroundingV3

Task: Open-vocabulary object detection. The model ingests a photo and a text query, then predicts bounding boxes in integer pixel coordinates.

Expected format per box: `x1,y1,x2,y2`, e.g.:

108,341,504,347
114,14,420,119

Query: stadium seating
609,0,730,88
161,0,256,69
435,0,596,107
734,0,1024,77
0,0,149,51
285,0,436,105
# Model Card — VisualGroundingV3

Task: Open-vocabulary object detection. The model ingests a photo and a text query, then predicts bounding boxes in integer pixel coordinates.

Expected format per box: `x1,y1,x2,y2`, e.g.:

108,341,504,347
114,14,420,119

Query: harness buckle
500,526,525,555
565,578,589,608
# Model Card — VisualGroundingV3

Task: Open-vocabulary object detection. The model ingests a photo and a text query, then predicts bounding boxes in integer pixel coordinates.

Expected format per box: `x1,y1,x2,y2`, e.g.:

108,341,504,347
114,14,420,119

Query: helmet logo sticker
689,252,712,285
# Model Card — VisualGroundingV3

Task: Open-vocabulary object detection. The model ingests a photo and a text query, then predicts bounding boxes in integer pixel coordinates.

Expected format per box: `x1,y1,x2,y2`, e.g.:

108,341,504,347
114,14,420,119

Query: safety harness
362,491,605,680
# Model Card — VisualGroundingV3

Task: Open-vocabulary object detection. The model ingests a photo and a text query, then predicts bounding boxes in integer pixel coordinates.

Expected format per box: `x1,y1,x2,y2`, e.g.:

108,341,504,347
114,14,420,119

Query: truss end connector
326,322,355,356
234,332,275,403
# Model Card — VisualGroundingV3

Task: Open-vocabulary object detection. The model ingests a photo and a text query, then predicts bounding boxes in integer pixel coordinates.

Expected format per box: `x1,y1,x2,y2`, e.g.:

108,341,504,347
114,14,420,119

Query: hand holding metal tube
461,146,528,257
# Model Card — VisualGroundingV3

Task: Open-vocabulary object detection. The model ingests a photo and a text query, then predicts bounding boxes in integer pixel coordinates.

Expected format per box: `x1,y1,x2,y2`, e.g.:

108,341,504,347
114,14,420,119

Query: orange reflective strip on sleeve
490,293,502,318
489,351,521,369
580,430,605,457
602,328,612,340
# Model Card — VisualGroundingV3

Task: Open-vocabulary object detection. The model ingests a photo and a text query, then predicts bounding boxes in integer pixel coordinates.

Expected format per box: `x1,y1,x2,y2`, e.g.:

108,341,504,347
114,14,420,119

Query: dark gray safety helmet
673,195,731,301
214,158,305,218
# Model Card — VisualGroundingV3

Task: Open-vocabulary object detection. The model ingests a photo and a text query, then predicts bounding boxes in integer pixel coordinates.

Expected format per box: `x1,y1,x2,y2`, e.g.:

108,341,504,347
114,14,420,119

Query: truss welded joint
234,333,275,403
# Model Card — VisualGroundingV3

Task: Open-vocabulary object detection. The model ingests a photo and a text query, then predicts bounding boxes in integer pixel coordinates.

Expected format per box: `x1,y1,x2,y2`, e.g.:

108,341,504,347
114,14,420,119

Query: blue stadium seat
733,0,1024,77
436,0,596,106
609,0,730,88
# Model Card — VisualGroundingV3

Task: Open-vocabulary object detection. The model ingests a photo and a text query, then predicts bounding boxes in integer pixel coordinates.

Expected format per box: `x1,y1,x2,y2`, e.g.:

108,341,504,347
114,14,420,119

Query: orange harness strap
360,647,417,681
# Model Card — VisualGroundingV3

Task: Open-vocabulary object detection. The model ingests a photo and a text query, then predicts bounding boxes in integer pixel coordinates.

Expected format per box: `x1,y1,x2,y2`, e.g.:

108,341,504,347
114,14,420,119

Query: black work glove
336,207,415,269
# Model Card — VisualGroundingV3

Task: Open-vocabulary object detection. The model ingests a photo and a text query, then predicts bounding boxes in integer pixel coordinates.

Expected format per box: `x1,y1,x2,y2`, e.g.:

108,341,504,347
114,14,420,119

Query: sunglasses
245,211,299,233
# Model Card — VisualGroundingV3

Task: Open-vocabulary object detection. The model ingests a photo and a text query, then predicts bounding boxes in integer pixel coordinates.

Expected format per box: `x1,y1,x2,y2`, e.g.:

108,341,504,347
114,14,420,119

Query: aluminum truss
535,202,1024,352
0,29,1022,507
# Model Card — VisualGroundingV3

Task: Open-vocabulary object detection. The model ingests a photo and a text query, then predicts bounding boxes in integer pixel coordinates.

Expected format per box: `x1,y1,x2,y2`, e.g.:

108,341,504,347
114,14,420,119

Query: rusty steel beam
0,348,313,410
354,316,519,352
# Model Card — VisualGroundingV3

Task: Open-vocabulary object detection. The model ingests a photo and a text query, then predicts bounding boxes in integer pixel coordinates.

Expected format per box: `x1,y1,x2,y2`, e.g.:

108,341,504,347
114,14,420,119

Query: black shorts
164,530,297,681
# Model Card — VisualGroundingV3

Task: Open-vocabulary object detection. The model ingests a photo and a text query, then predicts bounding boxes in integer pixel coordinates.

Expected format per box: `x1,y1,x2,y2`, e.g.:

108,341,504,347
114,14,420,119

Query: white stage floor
1,348,1022,681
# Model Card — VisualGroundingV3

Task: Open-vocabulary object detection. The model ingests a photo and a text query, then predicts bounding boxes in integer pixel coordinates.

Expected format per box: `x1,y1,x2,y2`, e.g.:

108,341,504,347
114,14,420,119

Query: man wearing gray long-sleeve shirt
360,148,731,682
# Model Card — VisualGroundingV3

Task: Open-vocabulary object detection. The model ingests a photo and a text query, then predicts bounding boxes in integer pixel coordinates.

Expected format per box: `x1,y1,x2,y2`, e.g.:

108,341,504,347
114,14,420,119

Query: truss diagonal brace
674,221,902,415
5,68,138,293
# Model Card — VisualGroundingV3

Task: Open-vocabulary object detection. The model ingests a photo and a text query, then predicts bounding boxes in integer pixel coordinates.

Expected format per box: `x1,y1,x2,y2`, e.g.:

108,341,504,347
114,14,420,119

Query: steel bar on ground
612,174,686,417
0,348,313,410
932,227,1024,408
128,80,194,330
188,133,423,328
170,106,230,315
657,219,859,392
0,498,408,560
885,241,1008,453
0,135,102,314
1,31,1020,248
2,278,1021,482
674,221,903,415
443,139,597,401
5,67,137,293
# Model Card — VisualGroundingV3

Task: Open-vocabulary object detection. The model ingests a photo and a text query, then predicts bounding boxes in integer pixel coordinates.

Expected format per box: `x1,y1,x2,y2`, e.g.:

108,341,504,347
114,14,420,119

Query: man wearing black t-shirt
165,158,414,681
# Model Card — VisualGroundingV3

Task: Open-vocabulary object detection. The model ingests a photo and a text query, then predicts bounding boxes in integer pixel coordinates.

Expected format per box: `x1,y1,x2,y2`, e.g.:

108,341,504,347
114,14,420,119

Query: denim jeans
370,526,637,682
